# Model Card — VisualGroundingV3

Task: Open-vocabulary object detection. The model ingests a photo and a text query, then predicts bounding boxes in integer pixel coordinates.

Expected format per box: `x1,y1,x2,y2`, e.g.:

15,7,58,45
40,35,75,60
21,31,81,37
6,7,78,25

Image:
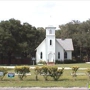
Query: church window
64,51,67,59
49,30,52,34
40,52,43,59
50,40,52,45
58,52,60,59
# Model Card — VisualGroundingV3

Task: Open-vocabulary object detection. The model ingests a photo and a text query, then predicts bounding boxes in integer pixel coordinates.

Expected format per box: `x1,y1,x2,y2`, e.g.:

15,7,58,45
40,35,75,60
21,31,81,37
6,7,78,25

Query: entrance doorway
48,53,53,62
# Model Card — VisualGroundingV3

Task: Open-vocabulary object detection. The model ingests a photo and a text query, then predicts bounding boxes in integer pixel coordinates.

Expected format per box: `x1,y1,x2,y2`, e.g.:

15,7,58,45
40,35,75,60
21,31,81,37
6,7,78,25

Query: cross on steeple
48,15,53,27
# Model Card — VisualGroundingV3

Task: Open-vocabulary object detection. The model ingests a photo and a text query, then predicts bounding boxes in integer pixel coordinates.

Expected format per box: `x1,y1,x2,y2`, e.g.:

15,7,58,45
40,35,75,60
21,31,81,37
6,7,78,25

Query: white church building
35,25,74,63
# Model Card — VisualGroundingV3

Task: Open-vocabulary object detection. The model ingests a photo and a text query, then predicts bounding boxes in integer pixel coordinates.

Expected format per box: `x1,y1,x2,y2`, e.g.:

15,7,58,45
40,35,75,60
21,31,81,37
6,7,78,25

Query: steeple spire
45,15,56,63
46,15,56,29
48,15,53,27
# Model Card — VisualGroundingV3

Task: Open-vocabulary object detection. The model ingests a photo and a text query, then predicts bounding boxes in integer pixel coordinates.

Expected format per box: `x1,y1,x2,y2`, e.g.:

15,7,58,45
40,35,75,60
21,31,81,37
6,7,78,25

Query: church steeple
45,16,56,36
45,26,56,37
45,16,56,63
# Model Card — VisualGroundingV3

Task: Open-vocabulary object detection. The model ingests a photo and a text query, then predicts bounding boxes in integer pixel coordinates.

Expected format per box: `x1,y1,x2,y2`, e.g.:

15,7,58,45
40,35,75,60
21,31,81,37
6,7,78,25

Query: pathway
0,87,88,90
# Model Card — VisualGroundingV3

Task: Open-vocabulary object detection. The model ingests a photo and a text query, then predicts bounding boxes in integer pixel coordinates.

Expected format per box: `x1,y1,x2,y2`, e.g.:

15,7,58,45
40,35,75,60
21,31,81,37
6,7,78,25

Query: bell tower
45,25,56,63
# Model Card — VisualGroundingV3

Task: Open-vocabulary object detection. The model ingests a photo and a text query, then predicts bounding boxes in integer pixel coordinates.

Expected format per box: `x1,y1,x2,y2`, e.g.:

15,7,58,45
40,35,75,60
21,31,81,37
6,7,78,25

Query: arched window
58,52,60,59
50,40,52,45
40,52,43,59
64,51,67,59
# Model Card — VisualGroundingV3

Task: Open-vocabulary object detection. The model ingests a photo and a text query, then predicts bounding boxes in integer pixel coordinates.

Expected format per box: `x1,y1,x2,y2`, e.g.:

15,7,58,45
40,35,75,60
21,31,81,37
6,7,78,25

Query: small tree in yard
48,66,64,81
71,66,79,80
41,66,49,81
15,65,30,80
34,66,42,81
41,66,64,81
86,68,90,80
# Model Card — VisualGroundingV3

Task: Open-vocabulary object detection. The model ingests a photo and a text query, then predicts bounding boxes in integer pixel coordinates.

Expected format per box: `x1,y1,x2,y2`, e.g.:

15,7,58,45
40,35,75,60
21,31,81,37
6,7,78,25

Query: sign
0,72,3,76
32,57,35,65
8,73,15,78
32,57,35,60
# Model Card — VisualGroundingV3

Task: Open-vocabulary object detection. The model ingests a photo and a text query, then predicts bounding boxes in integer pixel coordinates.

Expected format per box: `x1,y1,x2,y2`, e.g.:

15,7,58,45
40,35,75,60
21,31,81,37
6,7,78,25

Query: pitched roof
56,38,74,51
35,39,45,50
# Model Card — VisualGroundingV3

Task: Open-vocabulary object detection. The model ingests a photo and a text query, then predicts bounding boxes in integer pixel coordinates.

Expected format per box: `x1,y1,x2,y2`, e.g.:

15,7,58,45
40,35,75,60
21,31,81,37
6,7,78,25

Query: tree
57,19,90,62
0,19,46,64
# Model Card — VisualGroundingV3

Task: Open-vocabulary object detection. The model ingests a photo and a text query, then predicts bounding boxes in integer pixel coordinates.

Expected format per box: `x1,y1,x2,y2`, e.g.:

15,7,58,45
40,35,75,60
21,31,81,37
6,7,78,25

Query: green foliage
48,66,64,81
41,66,49,81
86,68,90,80
14,65,30,80
56,20,90,61
55,60,77,64
87,68,90,74
38,60,47,65
55,60,64,64
71,66,79,79
0,65,88,87
0,67,8,80
72,66,79,73
34,66,41,80
0,19,45,63
40,66,64,81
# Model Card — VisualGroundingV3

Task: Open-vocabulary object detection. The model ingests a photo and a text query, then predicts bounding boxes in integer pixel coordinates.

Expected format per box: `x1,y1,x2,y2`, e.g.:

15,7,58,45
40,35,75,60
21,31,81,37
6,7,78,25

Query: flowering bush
48,66,64,81
41,66,64,81
15,65,30,80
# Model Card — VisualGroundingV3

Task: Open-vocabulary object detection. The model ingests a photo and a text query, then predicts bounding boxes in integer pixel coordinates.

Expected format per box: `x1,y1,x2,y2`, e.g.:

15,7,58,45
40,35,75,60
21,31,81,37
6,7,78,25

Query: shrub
0,67,8,80
87,68,90,74
38,60,47,65
72,66,79,73
41,66,49,81
48,66,64,81
41,66,64,81
71,66,79,79
55,60,64,64
34,66,42,80
55,59,77,64
86,68,90,80
14,65,30,80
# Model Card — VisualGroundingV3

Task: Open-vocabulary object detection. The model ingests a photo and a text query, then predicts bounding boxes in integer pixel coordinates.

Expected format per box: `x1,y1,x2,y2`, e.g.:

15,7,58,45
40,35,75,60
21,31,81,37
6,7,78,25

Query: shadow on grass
0,78,88,82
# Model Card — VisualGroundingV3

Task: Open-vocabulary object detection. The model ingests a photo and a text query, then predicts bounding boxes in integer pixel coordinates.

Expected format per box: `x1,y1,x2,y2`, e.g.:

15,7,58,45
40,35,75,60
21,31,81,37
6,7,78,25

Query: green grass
35,63,90,68
0,69,89,87
0,63,90,87
0,80,88,87
55,63,90,68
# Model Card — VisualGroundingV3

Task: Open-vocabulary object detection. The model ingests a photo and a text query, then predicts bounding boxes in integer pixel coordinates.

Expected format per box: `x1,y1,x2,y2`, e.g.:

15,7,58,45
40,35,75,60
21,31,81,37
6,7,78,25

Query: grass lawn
54,63,90,68
0,63,90,87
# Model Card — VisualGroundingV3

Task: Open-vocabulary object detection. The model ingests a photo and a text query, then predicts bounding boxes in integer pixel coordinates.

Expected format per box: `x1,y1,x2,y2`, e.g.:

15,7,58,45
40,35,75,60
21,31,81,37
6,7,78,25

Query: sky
0,0,90,29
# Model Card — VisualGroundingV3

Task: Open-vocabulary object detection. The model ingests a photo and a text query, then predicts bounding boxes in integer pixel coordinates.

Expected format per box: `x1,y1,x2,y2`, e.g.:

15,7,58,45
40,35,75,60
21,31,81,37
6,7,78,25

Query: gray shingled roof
56,39,74,51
